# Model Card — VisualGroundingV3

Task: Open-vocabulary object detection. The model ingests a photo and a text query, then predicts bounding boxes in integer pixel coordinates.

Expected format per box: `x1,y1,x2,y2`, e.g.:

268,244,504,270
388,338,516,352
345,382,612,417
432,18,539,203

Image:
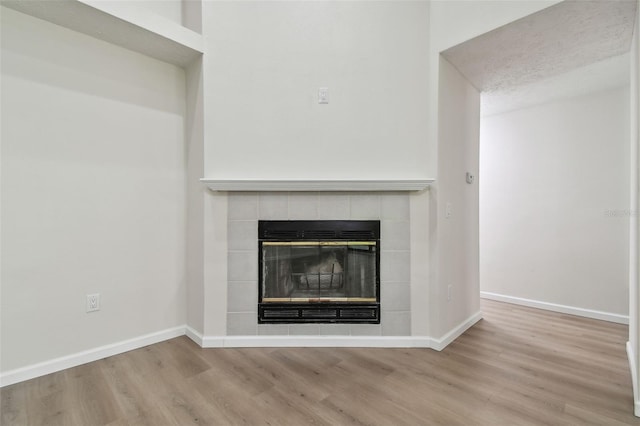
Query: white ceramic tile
227,281,258,313
381,251,410,283
349,324,382,336
381,220,410,251
381,193,410,221
228,193,258,220
258,193,288,219
257,324,289,335
317,193,350,219
381,311,411,336
227,192,415,332
318,324,351,336
350,194,380,219
228,251,258,281
288,324,320,335
288,193,318,220
227,220,258,251
227,312,258,335
381,282,411,312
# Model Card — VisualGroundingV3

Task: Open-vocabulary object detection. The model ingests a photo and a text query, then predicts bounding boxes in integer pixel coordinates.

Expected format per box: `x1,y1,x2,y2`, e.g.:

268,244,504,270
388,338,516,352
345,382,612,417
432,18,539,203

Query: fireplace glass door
261,241,377,302
258,220,380,323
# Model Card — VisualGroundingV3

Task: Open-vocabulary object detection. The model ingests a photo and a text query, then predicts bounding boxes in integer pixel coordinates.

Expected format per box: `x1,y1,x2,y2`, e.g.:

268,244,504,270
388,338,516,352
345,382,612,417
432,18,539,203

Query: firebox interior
258,220,380,323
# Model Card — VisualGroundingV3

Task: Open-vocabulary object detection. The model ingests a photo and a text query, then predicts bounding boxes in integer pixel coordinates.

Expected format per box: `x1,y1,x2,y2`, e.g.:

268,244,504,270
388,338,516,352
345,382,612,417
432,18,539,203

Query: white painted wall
0,8,187,372
480,86,630,318
186,58,206,335
96,0,183,25
428,0,562,171
203,1,429,180
182,0,202,34
425,1,559,340
433,58,481,338
629,0,640,416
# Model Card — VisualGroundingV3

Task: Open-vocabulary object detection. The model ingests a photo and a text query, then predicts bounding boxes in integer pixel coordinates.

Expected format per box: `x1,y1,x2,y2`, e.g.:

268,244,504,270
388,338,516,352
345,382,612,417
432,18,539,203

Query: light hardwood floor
2,299,639,425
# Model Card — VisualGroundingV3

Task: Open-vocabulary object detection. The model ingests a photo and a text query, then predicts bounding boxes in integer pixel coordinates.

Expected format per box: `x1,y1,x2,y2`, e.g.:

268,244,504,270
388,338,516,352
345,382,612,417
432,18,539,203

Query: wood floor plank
2,299,639,425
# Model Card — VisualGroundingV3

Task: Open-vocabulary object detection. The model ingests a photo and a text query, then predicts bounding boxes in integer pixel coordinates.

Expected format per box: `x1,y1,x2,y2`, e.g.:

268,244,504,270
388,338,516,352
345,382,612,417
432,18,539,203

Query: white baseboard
0,326,186,388
219,336,433,348
430,310,483,351
185,326,224,348
186,318,485,350
185,325,204,346
480,291,629,324
184,332,433,348
4,318,483,387
627,341,640,417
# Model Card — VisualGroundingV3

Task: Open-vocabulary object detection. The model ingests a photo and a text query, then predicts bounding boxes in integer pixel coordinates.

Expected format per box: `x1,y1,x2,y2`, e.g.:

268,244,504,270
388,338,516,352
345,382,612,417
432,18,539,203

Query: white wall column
629,0,640,417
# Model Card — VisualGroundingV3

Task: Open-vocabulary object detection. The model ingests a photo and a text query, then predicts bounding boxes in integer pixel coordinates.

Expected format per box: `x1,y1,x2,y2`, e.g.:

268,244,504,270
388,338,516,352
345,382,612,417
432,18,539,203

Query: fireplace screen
258,220,380,323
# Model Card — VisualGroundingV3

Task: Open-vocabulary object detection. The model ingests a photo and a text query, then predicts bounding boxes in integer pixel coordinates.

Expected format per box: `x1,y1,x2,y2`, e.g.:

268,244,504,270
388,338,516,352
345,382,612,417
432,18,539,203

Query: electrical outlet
318,87,329,104
86,293,100,312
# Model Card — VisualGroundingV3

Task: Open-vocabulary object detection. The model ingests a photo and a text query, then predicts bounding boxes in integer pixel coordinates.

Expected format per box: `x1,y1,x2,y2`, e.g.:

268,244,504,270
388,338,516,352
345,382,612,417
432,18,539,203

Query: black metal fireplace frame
258,220,381,324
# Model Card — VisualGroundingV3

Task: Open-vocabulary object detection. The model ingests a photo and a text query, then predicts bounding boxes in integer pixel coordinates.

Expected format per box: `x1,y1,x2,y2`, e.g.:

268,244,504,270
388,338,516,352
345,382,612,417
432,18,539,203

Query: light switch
318,87,329,104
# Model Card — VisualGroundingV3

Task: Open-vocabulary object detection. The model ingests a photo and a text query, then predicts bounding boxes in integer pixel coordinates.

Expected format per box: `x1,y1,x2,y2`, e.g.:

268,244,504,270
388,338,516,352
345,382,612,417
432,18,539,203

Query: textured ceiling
481,52,630,116
442,0,637,93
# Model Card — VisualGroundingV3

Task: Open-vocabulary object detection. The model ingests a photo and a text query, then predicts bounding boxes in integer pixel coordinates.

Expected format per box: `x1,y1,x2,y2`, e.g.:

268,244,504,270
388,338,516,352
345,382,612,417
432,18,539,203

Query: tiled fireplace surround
226,192,411,337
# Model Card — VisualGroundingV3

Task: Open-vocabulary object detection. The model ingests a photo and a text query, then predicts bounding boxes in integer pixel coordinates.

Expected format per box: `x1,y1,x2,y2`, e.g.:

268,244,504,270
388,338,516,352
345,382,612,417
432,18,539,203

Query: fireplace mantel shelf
200,178,435,192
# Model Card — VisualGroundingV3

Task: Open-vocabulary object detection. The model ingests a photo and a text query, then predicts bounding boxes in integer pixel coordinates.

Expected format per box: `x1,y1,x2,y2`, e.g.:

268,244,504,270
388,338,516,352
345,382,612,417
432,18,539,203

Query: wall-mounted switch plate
318,87,329,104
86,293,100,312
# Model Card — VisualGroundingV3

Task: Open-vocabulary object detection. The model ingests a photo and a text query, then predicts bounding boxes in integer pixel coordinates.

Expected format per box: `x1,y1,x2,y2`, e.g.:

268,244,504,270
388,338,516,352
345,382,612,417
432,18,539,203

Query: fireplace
258,220,380,323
